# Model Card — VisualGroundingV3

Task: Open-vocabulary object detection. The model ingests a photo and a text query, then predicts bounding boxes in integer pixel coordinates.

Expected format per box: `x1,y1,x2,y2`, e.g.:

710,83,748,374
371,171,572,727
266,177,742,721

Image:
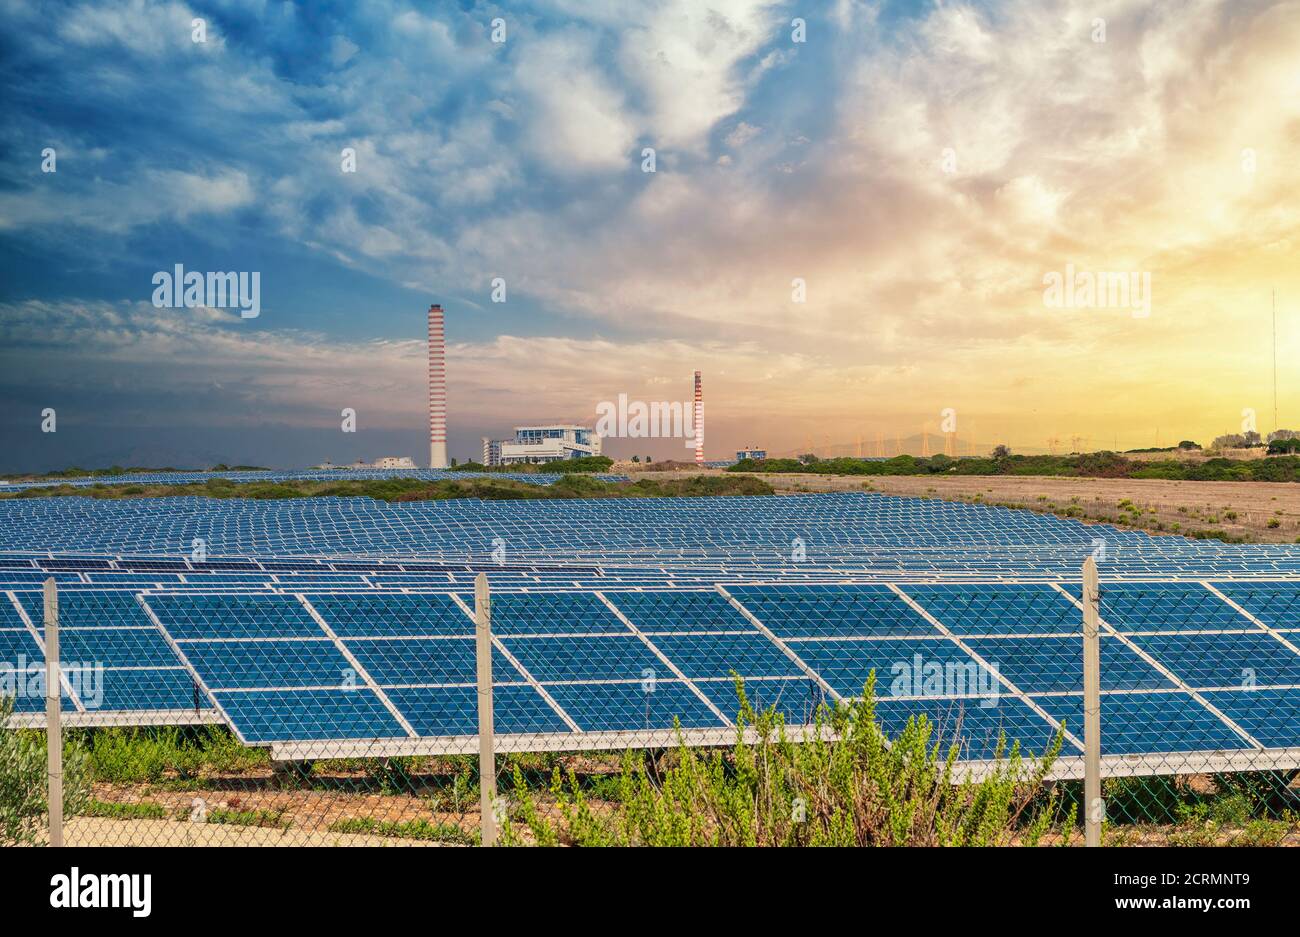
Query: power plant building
482,425,601,466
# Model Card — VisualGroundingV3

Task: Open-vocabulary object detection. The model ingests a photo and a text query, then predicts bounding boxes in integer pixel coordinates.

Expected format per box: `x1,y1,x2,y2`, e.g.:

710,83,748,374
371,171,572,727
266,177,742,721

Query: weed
500,676,1063,846
328,817,474,844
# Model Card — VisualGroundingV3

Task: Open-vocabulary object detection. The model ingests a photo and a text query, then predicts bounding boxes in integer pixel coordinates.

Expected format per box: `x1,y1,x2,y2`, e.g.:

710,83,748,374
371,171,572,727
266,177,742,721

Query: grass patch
80,799,168,820
328,816,475,844
200,807,289,829
80,726,268,783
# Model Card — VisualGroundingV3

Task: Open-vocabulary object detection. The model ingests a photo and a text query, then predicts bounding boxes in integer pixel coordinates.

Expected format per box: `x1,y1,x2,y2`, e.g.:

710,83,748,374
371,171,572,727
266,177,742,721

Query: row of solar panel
8,581,1300,635
5,492,1299,583
4,583,1299,757
0,469,629,492
0,556,602,574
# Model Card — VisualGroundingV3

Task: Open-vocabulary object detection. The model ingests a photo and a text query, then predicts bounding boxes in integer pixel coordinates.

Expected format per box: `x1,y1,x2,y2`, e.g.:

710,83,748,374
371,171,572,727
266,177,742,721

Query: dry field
819,474,1300,543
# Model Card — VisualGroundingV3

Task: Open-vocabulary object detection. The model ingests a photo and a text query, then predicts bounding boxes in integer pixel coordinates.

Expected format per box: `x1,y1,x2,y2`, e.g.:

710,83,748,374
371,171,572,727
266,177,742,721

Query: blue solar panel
146,594,323,639
5,489,1300,763
1201,689,1300,748
604,590,756,632
68,667,198,711
309,593,471,637
729,584,940,638
784,638,993,699
386,685,569,736
1213,583,1300,631
18,590,154,629
1,684,75,713
178,639,354,689
963,636,1173,693
646,633,805,680
1089,582,1257,631
213,689,407,743
501,635,663,683
902,584,1081,635
872,696,1066,760
344,638,522,686
543,681,726,732
0,599,29,630
697,676,830,725
490,593,628,635
56,628,176,668
1030,692,1249,755
0,629,42,663
1126,632,1300,689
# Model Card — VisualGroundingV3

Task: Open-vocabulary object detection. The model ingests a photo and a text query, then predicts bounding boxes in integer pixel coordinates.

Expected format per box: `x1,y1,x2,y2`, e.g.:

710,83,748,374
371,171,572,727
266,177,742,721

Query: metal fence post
44,577,63,848
475,573,497,846
1082,557,1102,847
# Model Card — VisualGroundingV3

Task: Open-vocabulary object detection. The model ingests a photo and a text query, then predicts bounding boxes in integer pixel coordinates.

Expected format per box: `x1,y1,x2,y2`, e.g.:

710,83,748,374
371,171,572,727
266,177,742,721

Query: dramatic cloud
1,0,1298,468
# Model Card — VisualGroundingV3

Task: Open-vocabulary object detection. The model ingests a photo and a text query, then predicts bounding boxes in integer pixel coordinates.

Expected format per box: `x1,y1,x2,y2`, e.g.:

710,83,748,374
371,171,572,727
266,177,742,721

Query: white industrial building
482,425,601,466
372,456,417,469
314,456,416,470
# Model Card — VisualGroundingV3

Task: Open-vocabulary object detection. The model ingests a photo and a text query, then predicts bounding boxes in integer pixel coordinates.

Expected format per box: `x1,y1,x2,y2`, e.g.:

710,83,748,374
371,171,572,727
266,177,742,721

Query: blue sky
1,0,1296,471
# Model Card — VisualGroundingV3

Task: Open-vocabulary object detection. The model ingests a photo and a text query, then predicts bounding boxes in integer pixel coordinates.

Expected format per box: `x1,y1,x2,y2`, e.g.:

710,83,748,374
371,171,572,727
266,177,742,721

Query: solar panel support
475,573,497,847
1082,557,1102,847
44,577,63,848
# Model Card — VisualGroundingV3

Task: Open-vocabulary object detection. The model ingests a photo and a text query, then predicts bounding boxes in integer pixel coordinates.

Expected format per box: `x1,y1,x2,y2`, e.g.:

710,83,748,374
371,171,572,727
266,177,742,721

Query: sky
1,0,1298,472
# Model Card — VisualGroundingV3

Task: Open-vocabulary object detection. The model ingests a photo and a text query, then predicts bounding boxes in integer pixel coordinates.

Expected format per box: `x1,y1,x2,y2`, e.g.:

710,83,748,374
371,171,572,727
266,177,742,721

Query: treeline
729,453,1300,482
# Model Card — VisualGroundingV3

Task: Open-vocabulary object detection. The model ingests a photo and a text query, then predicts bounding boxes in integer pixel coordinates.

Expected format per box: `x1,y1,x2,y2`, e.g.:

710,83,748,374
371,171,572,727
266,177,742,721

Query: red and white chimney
694,370,704,465
428,304,448,469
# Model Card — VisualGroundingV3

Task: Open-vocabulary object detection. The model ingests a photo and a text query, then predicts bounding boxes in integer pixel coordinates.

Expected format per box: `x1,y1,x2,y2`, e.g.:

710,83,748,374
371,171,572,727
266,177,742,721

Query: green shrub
82,726,265,783
0,696,90,844
500,676,1063,846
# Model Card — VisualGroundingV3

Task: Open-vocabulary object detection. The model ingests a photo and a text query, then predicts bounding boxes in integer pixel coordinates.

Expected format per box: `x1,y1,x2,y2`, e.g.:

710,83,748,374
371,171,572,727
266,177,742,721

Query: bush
0,696,90,845
501,676,1064,846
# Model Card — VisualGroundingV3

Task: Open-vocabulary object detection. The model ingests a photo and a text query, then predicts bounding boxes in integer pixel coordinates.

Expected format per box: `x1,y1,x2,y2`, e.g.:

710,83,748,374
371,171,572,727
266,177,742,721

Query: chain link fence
5,570,1300,847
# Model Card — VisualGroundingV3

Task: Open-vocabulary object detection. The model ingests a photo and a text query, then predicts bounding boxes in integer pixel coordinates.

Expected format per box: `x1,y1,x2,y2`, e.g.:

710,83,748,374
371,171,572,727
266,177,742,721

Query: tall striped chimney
428,304,448,469
694,369,704,465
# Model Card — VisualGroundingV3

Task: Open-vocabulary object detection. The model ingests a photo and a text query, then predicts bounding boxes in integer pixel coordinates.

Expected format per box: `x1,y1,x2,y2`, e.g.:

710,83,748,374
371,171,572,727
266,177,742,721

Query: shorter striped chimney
694,370,704,464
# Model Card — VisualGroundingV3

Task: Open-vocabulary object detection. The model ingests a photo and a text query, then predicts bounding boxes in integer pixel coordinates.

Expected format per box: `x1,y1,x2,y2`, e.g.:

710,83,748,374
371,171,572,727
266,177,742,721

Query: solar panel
1201,689,1300,748
727,584,940,638
873,696,1067,760
214,689,407,744
16,590,154,629
1125,632,1300,688
3,491,1300,776
543,681,725,733
962,636,1174,693
65,667,199,712
385,685,569,737
1212,583,1300,630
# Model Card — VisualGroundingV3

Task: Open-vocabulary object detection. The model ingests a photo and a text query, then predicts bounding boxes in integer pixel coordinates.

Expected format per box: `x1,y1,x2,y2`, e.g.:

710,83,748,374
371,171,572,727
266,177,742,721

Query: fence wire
4,574,1300,847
